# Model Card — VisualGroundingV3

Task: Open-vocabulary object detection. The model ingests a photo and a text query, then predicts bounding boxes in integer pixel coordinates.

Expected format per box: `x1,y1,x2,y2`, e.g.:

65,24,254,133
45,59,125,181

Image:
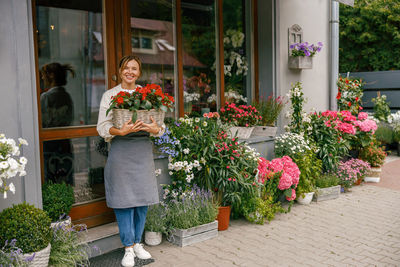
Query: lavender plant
0,239,32,267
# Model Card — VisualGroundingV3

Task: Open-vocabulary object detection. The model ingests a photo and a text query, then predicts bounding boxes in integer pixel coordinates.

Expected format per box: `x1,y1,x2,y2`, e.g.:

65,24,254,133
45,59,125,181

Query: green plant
240,196,284,225
359,145,386,167
0,202,51,253
288,82,306,133
372,94,391,123
49,224,91,266
274,132,311,158
393,126,400,143
336,76,363,115
374,125,394,145
315,173,340,189
293,151,322,197
42,181,75,222
0,239,30,266
252,95,285,126
145,204,169,234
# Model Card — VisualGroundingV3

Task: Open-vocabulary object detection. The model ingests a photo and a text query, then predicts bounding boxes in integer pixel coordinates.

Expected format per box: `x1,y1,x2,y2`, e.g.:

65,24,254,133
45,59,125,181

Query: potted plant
219,102,261,139
0,239,32,266
251,95,285,137
374,124,394,151
336,159,371,190
42,181,74,227
106,84,174,129
288,42,323,70
359,145,386,182
0,202,52,267
313,173,341,202
166,186,219,247
144,204,169,246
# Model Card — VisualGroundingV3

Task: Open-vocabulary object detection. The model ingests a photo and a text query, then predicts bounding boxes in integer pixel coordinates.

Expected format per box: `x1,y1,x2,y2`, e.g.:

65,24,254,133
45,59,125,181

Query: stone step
86,222,122,258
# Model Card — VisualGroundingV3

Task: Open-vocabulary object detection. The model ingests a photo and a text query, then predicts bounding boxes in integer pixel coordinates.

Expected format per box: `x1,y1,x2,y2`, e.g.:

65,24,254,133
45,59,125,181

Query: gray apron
104,133,160,208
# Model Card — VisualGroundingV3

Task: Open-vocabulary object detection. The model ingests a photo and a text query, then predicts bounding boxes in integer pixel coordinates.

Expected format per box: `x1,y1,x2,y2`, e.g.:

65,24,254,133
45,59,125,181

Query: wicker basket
228,126,254,139
23,243,51,267
112,109,165,129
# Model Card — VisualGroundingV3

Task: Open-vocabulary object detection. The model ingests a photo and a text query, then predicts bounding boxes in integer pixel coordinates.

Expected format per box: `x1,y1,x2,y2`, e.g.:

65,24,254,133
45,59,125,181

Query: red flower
117,97,124,104
348,102,352,107
355,97,359,101
336,92,341,99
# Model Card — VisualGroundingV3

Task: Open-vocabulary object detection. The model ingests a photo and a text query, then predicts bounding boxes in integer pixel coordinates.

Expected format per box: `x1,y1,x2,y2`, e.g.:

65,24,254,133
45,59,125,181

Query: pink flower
278,173,292,190
226,166,230,169
286,189,296,201
358,112,368,120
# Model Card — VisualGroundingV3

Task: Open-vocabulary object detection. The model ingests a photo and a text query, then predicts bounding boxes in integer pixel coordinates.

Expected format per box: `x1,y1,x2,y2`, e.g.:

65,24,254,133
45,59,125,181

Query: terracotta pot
216,206,231,231
354,178,362,185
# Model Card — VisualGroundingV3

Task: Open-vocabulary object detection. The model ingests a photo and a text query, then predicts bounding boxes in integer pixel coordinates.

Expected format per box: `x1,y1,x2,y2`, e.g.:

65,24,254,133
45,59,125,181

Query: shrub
315,173,340,189
145,204,169,234
240,196,283,225
359,146,386,167
372,94,391,123
0,239,31,266
293,151,322,197
49,224,91,266
42,181,75,222
0,202,51,253
374,125,394,145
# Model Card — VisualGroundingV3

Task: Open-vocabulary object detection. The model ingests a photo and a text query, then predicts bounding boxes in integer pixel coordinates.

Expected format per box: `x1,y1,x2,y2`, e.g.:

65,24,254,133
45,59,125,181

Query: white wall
277,0,331,127
0,0,42,210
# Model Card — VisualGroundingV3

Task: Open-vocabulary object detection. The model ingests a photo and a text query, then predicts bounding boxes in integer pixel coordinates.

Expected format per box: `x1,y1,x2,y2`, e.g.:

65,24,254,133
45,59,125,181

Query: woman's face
120,59,141,86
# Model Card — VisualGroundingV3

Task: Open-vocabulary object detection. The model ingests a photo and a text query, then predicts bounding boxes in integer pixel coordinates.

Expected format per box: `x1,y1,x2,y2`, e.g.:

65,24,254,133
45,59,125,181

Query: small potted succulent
42,181,75,227
288,42,323,70
0,202,52,266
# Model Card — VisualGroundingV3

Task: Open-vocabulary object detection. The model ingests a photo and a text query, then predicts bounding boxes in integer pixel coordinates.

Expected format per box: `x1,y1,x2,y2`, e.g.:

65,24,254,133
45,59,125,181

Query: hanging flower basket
288,56,313,70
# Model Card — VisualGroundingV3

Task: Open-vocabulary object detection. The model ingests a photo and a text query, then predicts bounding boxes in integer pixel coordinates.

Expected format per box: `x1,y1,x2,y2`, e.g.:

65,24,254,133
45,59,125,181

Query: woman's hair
40,63,75,86
118,55,142,77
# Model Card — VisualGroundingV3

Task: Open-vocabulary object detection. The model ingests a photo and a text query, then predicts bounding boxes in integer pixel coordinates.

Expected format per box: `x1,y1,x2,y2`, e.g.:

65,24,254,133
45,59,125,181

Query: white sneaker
121,247,135,267
133,243,152,259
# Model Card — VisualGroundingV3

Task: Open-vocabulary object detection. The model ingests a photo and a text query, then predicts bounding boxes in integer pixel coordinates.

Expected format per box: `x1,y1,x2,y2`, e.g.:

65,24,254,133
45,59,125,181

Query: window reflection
182,0,217,115
36,2,105,127
43,136,107,204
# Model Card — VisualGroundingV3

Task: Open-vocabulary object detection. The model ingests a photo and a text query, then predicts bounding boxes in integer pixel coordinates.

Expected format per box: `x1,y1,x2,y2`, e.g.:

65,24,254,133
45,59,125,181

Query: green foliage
315,173,340,189
336,76,363,115
49,224,91,267
0,203,51,253
339,0,400,72
240,196,284,225
145,204,169,234
42,181,75,222
375,125,394,145
293,151,322,197
372,95,391,122
0,239,29,267
359,145,387,167
393,125,400,143
288,82,306,133
252,95,286,126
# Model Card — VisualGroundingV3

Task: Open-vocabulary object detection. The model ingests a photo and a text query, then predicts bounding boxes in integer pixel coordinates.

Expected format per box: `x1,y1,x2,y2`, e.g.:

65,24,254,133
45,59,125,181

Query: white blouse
96,84,165,142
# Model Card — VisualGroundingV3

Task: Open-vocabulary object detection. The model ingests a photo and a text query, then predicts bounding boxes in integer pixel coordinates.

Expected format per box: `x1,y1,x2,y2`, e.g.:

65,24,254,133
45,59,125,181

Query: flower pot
23,243,51,267
228,126,254,139
353,178,362,185
112,109,165,129
288,56,313,69
364,167,381,183
145,231,162,246
314,185,341,202
296,192,314,205
169,221,218,247
251,126,277,138
50,216,72,229
216,206,231,231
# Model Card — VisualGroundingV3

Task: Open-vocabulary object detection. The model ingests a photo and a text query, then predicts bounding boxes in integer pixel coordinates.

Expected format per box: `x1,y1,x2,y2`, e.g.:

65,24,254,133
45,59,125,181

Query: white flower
169,171,173,176
183,148,190,154
3,191,7,199
9,183,15,194
203,121,208,127
18,138,28,146
19,170,26,177
195,118,200,123
19,157,27,165
0,161,9,169
155,169,162,177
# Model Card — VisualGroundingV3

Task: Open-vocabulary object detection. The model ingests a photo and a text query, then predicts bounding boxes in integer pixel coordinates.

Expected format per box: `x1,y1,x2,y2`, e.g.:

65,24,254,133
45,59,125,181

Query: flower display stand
228,126,254,139
296,192,314,205
251,126,277,138
313,185,341,202
288,56,312,70
169,221,218,247
364,167,381,183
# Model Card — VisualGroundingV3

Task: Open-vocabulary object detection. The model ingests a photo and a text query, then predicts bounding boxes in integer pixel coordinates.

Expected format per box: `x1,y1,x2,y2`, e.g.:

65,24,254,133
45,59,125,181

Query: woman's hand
118,119,143,136
139,116,160,135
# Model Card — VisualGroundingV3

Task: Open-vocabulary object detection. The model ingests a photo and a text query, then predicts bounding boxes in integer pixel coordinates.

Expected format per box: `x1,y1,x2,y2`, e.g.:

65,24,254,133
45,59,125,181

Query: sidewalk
91,157,400,267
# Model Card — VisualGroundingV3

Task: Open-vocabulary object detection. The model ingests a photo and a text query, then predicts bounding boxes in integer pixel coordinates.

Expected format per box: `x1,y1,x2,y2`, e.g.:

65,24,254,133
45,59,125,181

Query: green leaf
144,100,152,110
160,105,168,112
131,111,137,123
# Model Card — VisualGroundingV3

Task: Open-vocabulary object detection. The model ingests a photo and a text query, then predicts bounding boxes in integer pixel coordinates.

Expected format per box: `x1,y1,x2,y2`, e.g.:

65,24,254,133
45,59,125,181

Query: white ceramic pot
364,176,380,183
23,243,51,267
50,216,72,229
145,231,162,246
297,192,315,205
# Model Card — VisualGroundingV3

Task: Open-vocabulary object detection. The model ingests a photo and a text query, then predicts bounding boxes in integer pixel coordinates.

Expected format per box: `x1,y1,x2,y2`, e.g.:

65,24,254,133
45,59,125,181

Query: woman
97,55,164,267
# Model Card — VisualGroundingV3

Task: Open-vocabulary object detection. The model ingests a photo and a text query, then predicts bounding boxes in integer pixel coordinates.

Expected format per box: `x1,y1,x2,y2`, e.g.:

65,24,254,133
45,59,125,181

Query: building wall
0,0,42,210
277,0,331,127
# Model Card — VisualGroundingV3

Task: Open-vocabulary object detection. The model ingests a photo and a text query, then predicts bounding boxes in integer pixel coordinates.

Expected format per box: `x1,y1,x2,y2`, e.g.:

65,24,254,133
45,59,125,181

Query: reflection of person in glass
97,55,164,267
40,63,75,185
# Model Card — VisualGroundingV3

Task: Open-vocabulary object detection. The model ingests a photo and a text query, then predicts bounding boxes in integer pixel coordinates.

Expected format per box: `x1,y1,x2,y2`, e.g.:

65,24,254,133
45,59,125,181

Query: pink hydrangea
354,119,377,133
278,173,293,190
268,156,300,191
358,112,368,120
286,189,296,201
321,110,338,119
340,110,357,122
336,121,356,135
257,157,271,184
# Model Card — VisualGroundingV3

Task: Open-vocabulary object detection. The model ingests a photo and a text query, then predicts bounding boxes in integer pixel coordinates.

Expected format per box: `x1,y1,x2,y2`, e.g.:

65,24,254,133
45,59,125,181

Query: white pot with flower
0,134,28,199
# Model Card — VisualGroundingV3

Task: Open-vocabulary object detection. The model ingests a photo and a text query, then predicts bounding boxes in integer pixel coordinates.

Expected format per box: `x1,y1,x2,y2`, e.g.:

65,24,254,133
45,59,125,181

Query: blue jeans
114,206,148,247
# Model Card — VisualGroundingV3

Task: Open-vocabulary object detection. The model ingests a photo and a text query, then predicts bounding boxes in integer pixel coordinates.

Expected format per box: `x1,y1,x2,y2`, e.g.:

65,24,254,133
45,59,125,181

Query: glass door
34,0,121,227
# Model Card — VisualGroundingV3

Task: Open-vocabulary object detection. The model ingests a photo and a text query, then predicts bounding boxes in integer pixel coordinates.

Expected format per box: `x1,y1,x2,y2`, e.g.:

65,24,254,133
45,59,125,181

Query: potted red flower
106,84,174,129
